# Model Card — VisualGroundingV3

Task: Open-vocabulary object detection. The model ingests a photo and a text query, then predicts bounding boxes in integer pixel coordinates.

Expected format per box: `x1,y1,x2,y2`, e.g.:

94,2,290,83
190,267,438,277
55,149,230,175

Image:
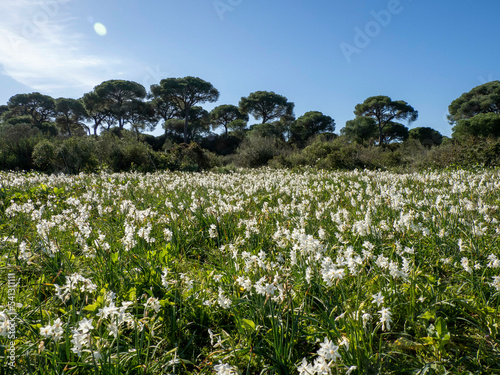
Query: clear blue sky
0,0,499,137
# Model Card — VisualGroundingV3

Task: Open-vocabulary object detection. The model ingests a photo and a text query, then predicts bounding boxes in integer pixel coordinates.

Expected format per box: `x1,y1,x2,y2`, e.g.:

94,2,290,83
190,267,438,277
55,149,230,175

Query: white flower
305,267,312,284
97,302,119,319
39,317,63,341
51,318,64,341
372,292,384,307
375,254,389,269
339,336,349,351
161,268,170,288
164,228,173,241
297,358,315,375
40,324,52,338
208,224,218,238
144,297,161,313
92,351,102,361
235,276,252,292
461,257,472,273
321,257,344,286
378,307,392,331
217,288,232,309
78,318,94,334
70,329,89,356
487,254,500,268
490,276,500,292
313,356,331,375
317,337,341,362
214,361,237,375
107,322,119,337
362,312,372,328
318,228,326,240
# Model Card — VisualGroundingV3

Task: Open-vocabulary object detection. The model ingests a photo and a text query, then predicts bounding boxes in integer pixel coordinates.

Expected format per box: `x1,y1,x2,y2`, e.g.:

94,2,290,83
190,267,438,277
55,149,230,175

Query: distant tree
81,91,113,135
290,111,335,146
150,84,180,132
55,98,88,136
341,117,378,145
155,77,219,143
164,106,210,143
354,96,418,146
6,92,56,126
448,81,500,124
248,121,290,140
383,122,409,143
127,100,157,138
239,91,294,124
163,119,185,142
0,105,8,120
228,119,247,134
210,105,248,137
93,80,147,132
408,127,443,147
452,113,500,139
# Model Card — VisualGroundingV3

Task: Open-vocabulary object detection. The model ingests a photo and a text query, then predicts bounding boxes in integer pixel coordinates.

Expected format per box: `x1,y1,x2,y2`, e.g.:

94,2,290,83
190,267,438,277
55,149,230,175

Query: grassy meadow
0,168,499,374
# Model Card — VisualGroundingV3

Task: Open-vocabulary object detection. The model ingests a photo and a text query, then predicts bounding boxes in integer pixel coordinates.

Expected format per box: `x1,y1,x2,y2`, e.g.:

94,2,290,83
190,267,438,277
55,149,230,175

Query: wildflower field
0,168,499,374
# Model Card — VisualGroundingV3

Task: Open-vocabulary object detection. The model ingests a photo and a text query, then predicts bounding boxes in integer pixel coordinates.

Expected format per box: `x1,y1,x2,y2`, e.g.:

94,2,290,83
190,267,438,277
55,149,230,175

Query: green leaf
435,317,448,338
110,252,119,263
128,287,136,300
418,310,435,321
241,319,256,331
83,302,100,312
421,336,436,346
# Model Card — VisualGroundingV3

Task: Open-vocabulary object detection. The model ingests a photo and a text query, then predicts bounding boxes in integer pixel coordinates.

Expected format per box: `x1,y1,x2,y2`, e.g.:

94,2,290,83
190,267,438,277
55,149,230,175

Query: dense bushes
28,131,219,174
159,142,219,171
232,134,289,168
2,121,500,174
0,123,41,170
267,136,500,171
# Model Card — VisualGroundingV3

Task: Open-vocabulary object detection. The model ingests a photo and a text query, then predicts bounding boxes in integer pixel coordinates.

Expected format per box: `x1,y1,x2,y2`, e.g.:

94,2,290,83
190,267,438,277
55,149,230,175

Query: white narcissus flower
209,224,218,238
461,257,472,273
313,356,331,375
372,292,384,307
235,276,252,292
214,361,237,375
362,312,372,328
78,318,94,334
491,276,500,292
144,297,161,313
217,288,232,309
297,358,315,375
317,337,341,362
378,307,392,332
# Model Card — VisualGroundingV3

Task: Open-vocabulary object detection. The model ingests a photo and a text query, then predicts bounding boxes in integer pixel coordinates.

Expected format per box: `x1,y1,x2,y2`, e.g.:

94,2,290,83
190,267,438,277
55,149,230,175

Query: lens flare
93,22,107,36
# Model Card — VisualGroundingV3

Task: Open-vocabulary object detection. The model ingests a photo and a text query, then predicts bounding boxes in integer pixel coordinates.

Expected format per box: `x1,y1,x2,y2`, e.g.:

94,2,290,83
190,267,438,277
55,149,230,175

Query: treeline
1,77,500,173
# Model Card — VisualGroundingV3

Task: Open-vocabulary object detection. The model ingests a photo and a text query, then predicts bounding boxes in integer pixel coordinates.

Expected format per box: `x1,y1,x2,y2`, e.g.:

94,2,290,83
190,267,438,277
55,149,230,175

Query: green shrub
234,135,289,168
165,142,218,171
32,139,57,172
0,123,41,170
97,131,155,172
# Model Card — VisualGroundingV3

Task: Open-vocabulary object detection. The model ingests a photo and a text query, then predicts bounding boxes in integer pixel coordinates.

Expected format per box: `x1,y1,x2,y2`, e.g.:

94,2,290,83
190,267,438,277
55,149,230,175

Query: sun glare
93,22,107,36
